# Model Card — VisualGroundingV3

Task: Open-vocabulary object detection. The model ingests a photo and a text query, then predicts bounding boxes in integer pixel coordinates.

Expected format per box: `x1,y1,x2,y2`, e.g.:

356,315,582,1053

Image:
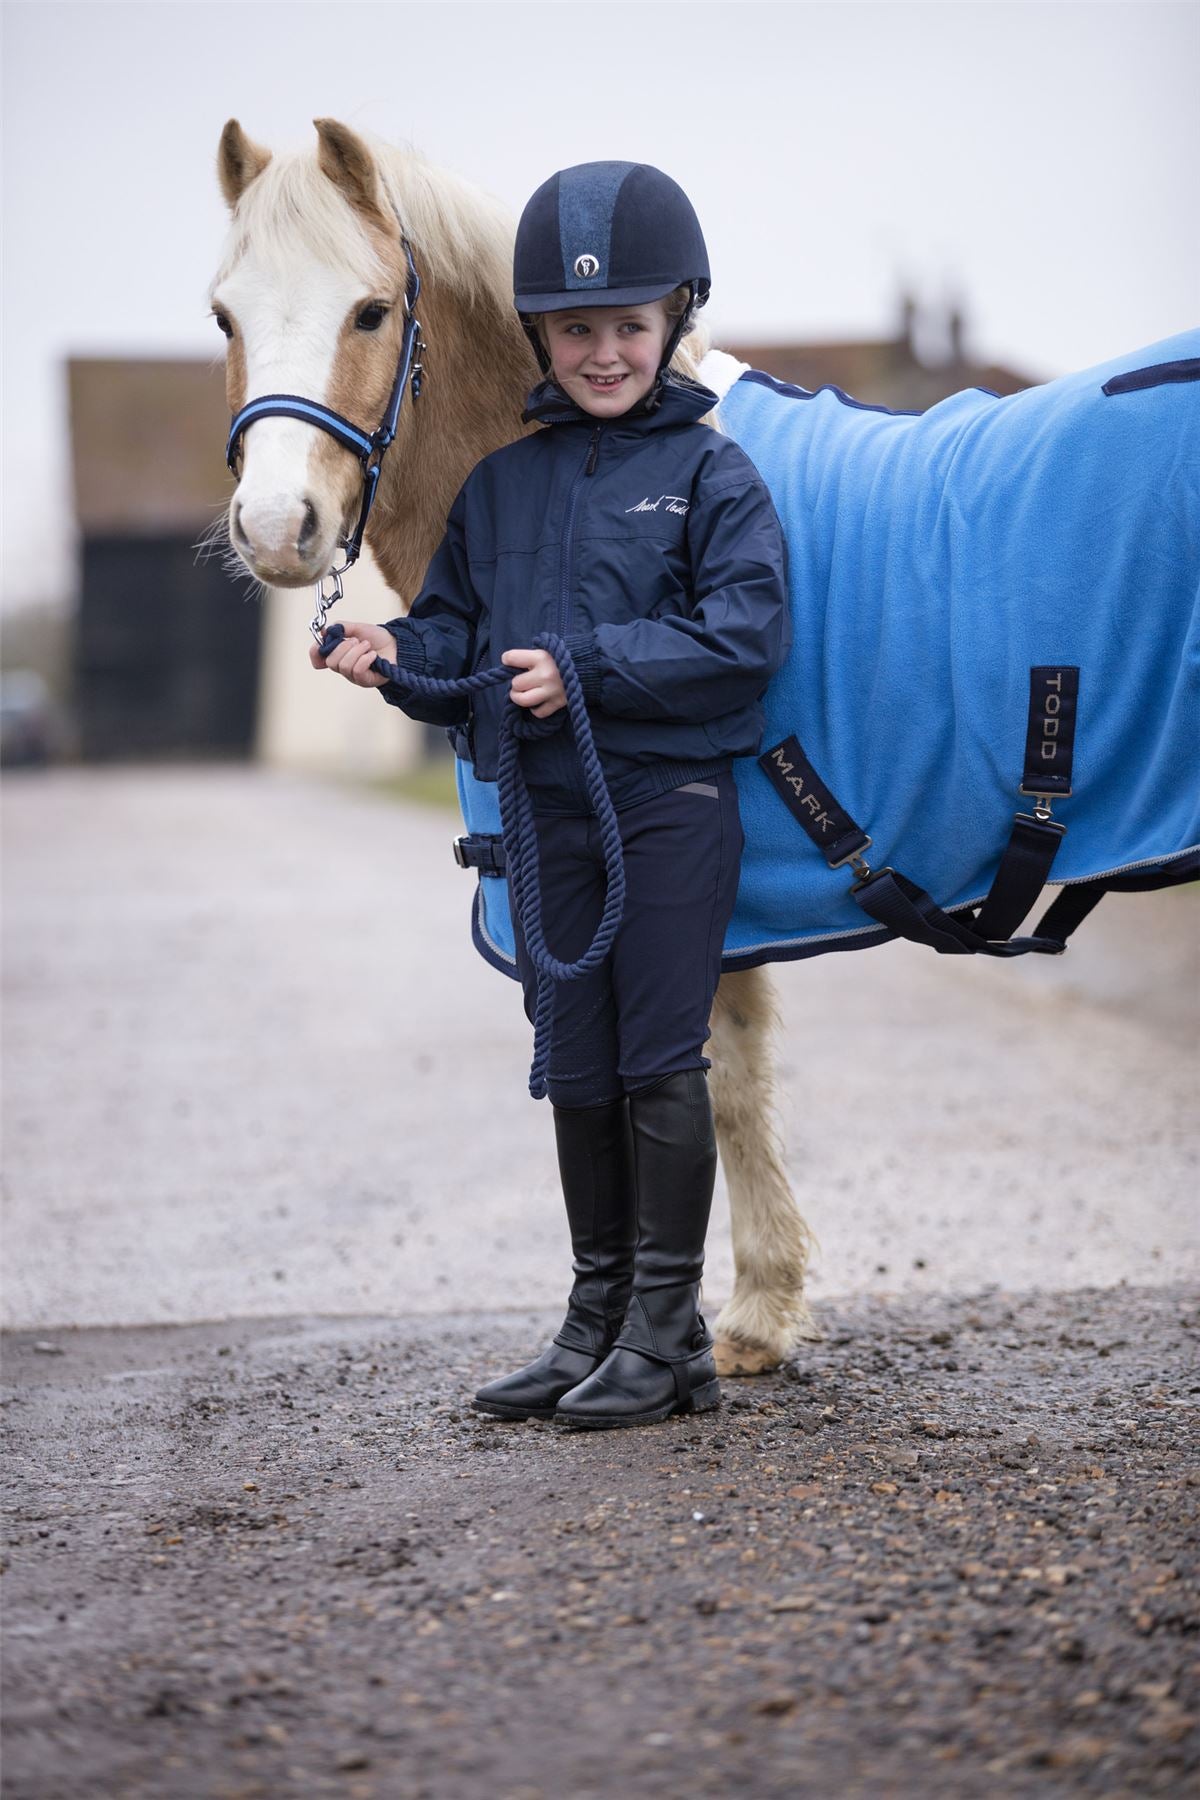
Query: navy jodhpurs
509,770,744,1108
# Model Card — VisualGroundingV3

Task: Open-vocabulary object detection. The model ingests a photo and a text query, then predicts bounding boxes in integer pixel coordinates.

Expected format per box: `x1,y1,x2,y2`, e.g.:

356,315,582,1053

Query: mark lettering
769,744,835,835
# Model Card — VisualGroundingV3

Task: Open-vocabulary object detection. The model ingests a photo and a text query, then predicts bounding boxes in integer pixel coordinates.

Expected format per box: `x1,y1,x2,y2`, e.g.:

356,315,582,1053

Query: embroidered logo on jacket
625,495,689,516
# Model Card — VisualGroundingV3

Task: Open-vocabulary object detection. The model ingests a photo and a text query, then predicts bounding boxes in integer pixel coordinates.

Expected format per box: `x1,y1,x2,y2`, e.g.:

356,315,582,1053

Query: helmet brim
515,280,685,315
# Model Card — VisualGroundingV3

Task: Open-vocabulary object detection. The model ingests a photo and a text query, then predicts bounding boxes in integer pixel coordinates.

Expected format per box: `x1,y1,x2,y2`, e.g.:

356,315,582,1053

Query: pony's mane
213,137,516,321
376,146,516,317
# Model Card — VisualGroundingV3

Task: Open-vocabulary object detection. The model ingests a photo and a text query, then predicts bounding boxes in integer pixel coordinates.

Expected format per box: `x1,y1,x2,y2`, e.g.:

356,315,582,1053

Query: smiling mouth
584,374,626,389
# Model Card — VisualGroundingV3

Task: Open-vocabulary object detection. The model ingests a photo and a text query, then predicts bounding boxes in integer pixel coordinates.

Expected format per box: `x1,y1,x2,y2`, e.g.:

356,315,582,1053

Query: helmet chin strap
520,316,553,376
658,281,703,375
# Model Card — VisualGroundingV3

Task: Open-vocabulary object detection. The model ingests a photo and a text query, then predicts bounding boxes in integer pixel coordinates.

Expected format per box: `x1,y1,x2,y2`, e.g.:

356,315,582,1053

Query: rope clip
309,560,348,648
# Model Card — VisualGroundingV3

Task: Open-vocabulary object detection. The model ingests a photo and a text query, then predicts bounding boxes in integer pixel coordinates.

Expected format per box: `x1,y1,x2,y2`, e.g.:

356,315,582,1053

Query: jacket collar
521,373,719,434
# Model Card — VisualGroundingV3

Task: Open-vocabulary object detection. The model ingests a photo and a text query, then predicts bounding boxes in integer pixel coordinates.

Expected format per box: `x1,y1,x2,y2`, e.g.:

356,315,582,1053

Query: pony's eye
355,302,389,332
213,311,233,338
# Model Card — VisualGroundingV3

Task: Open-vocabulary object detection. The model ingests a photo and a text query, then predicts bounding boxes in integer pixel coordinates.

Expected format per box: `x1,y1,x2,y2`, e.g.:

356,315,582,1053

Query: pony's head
209,120,529,600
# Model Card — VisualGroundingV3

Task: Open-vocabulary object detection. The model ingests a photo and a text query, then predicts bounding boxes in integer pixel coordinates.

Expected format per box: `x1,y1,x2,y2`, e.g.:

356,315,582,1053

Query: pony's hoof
713,1336,782,1377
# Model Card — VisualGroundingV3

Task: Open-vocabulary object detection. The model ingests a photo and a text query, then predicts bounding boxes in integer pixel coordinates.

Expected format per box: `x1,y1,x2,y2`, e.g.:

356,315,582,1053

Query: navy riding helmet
513,161,711,377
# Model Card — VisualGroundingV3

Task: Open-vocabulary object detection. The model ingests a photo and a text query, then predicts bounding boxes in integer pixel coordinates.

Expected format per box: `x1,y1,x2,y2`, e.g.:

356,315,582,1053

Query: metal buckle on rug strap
1022,793,1062,825
827,836,889,890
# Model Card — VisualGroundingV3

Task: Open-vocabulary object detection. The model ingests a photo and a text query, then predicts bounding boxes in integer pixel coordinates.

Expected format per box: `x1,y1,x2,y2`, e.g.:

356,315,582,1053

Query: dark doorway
76,537,263,760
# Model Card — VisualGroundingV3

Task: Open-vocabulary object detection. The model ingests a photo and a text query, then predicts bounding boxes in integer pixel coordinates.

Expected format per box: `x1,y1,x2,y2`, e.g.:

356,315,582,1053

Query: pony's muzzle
230,488,335,587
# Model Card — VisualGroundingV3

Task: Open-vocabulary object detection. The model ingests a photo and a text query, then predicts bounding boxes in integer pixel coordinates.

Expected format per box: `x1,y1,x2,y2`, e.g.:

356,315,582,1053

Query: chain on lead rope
309,565,346,649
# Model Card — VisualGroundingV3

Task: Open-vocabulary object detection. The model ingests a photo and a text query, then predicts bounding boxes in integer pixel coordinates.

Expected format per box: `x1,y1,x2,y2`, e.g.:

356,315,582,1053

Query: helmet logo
573,254,600,279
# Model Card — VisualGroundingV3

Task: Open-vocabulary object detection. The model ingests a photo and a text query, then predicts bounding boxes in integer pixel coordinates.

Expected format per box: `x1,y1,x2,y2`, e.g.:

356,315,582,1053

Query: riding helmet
513,161,711,374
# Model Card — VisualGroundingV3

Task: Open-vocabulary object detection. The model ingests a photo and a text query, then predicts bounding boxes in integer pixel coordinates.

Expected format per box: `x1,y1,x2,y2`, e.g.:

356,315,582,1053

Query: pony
209,118,1199,1372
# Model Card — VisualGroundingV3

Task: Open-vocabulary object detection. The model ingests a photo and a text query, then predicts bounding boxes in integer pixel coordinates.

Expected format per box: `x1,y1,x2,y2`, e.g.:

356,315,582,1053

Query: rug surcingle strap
758,665,1095,959
758,735,873,871
971,664,1080,939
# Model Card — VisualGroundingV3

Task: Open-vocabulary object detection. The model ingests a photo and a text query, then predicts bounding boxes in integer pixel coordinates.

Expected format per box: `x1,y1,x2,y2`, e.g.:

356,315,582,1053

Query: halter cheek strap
224,236,426,643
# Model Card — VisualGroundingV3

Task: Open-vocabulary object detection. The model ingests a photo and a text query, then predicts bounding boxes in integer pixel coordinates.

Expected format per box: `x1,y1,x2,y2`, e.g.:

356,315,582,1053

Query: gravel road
3,767,1197,1329
3,1288,1197,1799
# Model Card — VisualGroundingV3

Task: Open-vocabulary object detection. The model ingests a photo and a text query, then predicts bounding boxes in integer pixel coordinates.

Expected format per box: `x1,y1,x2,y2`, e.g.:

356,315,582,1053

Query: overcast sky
3,0,1197,610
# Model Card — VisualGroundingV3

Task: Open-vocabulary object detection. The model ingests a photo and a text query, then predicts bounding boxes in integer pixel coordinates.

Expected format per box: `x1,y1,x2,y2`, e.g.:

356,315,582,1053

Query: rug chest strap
453,832,507,876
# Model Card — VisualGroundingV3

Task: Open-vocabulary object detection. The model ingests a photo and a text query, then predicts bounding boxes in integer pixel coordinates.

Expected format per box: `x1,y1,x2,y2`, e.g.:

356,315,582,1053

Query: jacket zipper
557,426,602,636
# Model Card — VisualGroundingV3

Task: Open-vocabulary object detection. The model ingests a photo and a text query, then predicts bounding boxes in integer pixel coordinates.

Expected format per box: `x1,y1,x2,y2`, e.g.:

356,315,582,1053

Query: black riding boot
473,1098,637,1420
555,1069,720,1429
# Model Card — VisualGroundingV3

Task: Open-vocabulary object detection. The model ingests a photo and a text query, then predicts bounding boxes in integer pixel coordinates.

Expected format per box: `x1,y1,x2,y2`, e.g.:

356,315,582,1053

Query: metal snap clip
309,562,347,647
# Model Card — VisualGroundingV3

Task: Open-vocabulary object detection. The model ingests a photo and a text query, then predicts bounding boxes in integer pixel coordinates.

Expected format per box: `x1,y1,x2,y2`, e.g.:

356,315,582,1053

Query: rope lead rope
319,623,626,1099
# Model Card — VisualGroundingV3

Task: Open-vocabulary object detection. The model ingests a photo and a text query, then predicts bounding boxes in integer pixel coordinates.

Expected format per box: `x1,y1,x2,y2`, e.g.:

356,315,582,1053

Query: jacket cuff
564,632,603,704
376,619,426,706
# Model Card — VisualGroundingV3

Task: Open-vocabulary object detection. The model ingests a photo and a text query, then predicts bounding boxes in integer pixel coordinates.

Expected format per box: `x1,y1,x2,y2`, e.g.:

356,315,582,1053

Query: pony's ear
314,118,389,228
218,120,272,210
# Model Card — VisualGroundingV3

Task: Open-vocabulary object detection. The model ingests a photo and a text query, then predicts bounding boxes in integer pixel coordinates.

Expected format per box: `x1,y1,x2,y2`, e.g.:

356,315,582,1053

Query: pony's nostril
231,501,248,549
297,498,319,550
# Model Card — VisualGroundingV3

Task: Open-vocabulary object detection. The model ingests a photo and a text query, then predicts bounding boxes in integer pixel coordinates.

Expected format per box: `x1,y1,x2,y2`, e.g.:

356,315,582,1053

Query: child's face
542,301,672,418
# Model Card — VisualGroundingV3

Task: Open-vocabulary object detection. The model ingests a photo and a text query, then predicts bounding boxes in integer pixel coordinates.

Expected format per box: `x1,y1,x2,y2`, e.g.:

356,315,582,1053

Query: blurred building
69,359,260,761
67,358,421,776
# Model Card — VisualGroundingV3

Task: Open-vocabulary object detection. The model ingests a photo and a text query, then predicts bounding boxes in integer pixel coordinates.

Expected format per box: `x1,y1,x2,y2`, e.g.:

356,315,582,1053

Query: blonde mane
214,137,516,321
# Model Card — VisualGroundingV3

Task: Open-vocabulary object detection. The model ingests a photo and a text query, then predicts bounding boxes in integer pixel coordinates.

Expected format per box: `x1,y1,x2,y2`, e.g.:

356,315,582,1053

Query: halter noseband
224,236,426,645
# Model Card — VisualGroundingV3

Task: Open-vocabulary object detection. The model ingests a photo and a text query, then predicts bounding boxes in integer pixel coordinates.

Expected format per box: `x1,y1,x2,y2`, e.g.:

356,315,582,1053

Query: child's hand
502,647,567,717
308,622,398,689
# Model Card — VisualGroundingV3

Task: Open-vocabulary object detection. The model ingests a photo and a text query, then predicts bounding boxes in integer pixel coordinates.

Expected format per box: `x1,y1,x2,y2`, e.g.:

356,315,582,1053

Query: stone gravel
3,1286,1198,1798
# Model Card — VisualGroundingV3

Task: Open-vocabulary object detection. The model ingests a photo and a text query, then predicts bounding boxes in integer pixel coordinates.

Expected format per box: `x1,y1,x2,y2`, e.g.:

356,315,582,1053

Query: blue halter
224,236,426,643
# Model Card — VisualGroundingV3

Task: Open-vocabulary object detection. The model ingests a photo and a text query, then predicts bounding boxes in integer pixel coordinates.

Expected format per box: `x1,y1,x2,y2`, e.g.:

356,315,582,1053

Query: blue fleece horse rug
458,330,1199,977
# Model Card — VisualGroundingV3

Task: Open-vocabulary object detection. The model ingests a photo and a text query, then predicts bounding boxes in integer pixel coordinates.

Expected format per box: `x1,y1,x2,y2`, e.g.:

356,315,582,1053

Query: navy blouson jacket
379,375,792,813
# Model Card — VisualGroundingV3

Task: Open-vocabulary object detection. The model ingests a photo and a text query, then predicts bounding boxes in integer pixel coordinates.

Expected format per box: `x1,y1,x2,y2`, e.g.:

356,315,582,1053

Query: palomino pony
210,120,1200,1370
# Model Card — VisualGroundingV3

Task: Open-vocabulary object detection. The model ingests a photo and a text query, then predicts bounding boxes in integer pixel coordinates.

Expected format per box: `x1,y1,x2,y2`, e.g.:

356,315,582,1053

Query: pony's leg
708,966,820,1373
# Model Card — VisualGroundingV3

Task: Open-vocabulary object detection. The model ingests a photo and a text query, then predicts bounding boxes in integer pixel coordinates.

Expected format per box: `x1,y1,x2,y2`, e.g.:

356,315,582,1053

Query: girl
312,162,790,1429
